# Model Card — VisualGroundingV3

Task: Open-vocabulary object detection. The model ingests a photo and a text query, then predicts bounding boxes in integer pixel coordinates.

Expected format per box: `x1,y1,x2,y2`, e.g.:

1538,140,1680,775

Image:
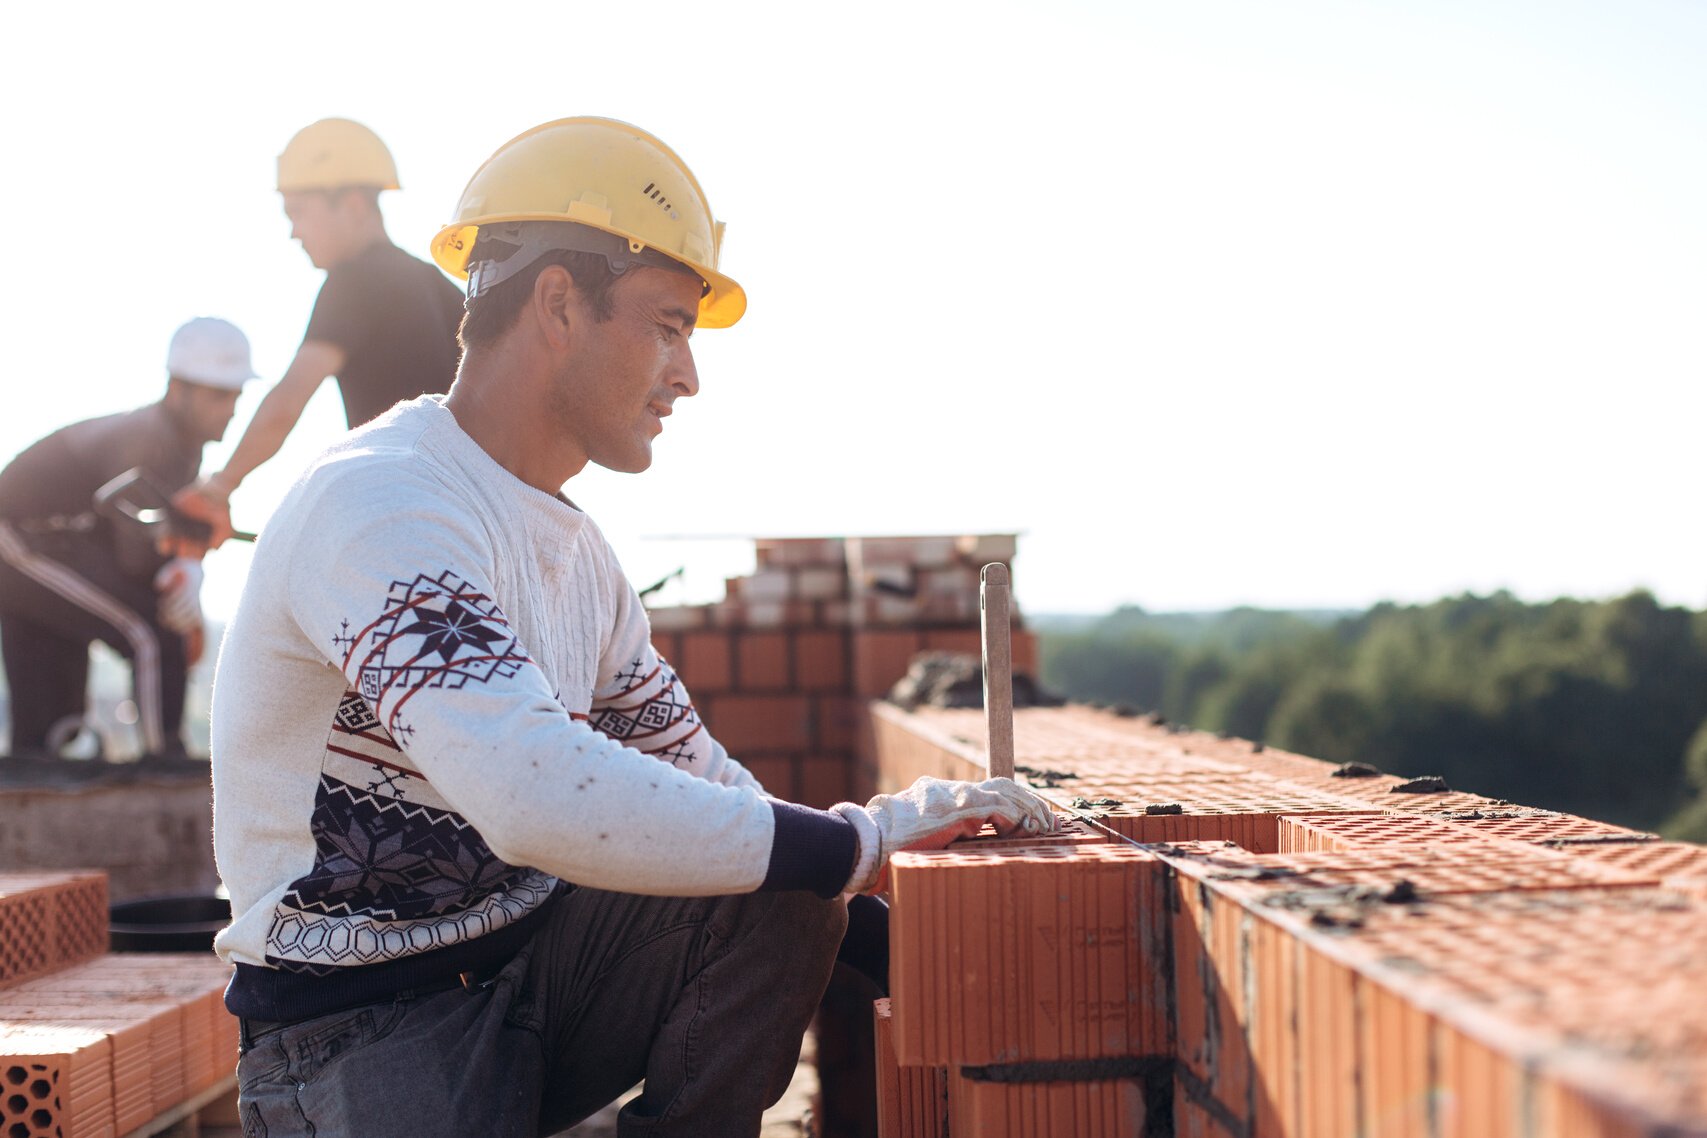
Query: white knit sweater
210,399,853,1019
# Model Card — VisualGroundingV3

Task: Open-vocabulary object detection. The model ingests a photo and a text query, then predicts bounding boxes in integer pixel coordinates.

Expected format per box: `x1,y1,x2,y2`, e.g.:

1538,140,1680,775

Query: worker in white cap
174,118,464,543
0,317,256,768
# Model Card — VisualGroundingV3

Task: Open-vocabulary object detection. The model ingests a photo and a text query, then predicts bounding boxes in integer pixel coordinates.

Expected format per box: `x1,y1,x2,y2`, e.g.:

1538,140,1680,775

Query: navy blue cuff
762,800,858,898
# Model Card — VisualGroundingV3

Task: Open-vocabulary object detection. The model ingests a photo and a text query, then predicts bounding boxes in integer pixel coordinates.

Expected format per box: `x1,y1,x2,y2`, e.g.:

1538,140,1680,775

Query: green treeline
1037,591,1707,840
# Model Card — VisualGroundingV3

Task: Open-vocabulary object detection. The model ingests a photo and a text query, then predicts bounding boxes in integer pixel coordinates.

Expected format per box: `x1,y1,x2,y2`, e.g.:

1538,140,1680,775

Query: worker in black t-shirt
174,118,463,542
0,318,255,764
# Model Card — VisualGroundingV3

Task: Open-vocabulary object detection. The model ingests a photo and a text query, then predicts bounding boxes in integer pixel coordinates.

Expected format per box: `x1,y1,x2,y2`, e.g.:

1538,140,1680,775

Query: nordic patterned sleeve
591,545,765,795
284,486,779,898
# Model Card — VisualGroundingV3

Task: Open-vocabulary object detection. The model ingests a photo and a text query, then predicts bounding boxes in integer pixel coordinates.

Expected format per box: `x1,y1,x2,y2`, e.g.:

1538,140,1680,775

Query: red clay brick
677,630,734,694
947,1067,1147,1137
795,566,847,601
755,537,846,568
649,630,683,671
956,534,1017,563
1358,980,1432,1138
0,1022,114,1138
1533,1056,1694,1138
1435,1021,1524,1138
740,756,798,801
888,843,1165,1067
873,999,947,1138
701,694,811,753
1175,842,1656,898
0,872,108,992
1012,630,1039,676
643,603,709,632
799,756,854,810
735,631,792,691
814,695,862,753
1435,810,1657,845
1173,1084,1244,1137
1278,813,1517,853
921,629,980,657
854,631,926,698
1558,839,1707,882
1249,916,1301,1136
794,629,849,692
1297,940,1361,1138
0,1000,172,1132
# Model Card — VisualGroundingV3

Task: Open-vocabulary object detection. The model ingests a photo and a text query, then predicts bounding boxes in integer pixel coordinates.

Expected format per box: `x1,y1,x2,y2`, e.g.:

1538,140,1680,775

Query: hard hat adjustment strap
466,222,704,300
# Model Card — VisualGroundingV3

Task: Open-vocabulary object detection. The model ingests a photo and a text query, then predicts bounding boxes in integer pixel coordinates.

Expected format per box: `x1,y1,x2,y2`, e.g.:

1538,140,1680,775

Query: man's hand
154,556,205,631
171,477,237,550
831,776,1059,894
154,556,206,664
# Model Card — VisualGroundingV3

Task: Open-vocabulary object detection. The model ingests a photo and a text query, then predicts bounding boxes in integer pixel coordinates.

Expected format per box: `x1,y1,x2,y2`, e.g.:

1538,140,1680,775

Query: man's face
179,383,242,444
282,190,349,269
553,266,703,474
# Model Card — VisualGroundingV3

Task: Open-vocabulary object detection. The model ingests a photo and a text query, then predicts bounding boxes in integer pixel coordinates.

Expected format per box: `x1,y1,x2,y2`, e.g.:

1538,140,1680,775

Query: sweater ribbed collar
407,396,589,545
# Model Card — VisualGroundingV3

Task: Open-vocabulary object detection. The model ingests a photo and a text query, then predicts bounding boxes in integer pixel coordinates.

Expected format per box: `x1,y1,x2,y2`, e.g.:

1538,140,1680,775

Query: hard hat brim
433,218,745,329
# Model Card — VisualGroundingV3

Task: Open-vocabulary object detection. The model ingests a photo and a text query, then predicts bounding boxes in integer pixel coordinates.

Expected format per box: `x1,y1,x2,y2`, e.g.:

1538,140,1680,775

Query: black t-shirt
303,241,465,428
0,402,202,576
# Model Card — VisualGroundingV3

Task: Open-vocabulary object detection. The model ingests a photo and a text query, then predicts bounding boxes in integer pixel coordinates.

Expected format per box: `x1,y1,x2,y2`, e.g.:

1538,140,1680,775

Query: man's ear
532,263,578,350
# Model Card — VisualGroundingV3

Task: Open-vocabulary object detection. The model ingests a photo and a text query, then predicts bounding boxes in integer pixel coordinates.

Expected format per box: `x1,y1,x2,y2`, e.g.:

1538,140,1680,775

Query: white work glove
830,776,1059,894
153,557,204,634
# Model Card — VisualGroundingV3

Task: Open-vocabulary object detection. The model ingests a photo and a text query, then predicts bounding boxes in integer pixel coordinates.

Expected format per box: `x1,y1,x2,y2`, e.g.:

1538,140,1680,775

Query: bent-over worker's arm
205,340,345,499
285,467,857,899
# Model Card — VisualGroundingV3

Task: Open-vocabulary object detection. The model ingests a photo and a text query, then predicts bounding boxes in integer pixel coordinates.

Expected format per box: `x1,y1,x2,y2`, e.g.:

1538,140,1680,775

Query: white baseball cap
166,317,258,390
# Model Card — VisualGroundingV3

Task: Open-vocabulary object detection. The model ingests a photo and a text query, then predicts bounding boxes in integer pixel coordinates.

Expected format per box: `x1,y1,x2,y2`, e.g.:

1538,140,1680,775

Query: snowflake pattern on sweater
265,572,749,973
215,401,781,990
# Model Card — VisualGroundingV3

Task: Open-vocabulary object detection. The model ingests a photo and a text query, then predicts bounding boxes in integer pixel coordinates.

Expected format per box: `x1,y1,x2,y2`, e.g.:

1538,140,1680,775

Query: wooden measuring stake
980,563,1015,781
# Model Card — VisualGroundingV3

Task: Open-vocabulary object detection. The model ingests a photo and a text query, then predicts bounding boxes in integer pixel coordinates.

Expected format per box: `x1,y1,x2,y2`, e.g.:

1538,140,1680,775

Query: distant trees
1038,592,1707,837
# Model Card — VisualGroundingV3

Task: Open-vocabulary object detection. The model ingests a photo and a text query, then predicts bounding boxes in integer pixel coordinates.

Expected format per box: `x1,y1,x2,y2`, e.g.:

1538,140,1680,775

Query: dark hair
458,251,622,352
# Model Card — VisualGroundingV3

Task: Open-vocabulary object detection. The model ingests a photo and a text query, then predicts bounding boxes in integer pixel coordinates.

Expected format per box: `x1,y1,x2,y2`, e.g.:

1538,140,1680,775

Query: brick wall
645,534,1037,810
869,704,1707,1136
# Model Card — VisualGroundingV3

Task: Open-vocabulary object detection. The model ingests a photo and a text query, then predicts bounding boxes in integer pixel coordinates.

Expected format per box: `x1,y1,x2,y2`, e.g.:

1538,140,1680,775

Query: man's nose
671,342,700,399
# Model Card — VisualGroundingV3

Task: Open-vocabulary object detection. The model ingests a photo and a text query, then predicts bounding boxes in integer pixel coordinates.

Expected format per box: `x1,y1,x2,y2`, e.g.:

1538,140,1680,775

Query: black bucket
109,894,231,952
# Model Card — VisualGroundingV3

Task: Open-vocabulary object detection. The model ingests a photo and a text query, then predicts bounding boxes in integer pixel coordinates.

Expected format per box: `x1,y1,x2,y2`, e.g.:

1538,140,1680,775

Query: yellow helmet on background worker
277,118,400,193
431,117,745,328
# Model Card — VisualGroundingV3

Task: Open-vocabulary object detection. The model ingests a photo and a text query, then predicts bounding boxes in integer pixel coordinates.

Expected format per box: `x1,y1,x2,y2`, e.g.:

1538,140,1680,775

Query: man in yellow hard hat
209,117,1056,1135
174,118,463,539
0,318,255,771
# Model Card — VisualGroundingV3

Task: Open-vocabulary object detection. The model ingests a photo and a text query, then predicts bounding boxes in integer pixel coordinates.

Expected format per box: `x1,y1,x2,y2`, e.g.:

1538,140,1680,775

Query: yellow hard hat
431,117,745,329
277,118,400,193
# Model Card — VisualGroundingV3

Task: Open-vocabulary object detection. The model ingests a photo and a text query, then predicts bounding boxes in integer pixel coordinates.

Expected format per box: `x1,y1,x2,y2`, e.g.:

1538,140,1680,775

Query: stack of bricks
0,871,236,1138
868,702,1707,1136
643,534,1037,810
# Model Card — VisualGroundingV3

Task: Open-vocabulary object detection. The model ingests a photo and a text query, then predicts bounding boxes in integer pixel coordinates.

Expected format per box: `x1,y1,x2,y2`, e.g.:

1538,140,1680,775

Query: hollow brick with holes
0,874,108,992
888,843,1167,1068
1277,813,1521,853
873,999,946,1138
1175,841,1659,898
0,1001,167,1133
0,1022,114,1138
945,1066,1148,1138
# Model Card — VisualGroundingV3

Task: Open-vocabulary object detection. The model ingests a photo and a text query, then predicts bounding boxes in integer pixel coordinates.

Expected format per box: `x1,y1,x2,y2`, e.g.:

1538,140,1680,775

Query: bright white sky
3,0,1704,619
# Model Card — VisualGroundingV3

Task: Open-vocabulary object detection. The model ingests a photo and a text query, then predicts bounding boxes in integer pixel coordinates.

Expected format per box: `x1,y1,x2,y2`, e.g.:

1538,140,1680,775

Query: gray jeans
235,887,847,1138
